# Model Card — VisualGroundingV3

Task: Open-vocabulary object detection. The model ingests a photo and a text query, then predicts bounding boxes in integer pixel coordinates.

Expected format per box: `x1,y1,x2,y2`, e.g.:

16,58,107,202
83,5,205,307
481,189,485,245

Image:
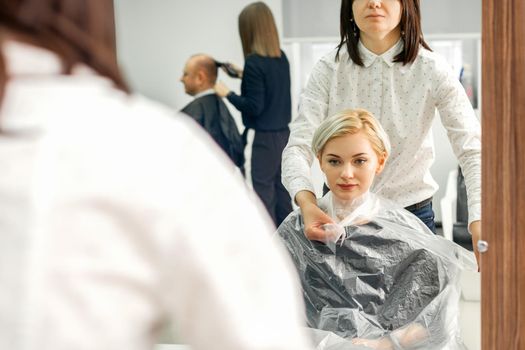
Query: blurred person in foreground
0,1,313,350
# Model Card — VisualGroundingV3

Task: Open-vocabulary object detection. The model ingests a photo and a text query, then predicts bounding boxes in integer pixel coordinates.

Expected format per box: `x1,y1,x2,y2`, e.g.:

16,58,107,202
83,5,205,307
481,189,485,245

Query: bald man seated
180,54,244,172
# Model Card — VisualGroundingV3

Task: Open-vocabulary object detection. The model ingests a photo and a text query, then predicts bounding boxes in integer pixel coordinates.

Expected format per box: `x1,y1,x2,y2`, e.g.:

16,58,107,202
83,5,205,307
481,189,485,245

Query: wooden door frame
482,0,525,348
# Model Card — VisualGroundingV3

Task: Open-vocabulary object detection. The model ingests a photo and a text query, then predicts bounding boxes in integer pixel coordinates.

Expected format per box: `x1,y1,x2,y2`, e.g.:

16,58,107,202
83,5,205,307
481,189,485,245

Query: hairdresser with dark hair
282,0,482,266
0,1,314,349
215,1,292,227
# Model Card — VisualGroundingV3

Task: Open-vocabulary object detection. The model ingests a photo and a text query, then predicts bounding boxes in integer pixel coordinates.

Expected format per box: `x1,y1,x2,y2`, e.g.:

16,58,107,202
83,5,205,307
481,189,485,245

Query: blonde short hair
312,109,391,159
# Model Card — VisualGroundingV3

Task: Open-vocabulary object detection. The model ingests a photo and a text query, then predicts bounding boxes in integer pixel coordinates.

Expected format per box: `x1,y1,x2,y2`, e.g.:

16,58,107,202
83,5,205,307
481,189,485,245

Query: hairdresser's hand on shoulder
214,81,231,98
469,220,481,271
296,190,334,241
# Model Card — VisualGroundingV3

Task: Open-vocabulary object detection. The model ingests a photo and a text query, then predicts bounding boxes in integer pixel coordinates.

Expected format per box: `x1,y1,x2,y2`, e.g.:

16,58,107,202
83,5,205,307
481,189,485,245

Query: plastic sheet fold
277,193,477,350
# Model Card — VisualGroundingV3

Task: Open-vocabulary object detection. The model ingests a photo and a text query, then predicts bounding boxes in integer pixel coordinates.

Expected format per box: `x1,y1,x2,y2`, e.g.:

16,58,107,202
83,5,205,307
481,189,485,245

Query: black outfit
181,93,244,172
276,197,472,348
280,219,441,338
453,167,473,250
227,51,292,226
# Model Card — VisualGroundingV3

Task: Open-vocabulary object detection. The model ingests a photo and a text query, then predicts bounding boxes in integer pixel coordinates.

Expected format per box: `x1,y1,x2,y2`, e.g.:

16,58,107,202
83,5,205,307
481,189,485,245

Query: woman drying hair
214,1,293,227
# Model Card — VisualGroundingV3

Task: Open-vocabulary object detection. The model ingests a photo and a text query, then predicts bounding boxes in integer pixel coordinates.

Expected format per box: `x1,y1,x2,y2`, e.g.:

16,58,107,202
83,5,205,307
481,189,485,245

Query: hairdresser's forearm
295,190,317,209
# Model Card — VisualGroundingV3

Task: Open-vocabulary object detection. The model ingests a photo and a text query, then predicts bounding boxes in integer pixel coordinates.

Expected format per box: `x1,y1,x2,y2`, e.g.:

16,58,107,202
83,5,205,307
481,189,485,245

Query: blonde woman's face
319,131,385,202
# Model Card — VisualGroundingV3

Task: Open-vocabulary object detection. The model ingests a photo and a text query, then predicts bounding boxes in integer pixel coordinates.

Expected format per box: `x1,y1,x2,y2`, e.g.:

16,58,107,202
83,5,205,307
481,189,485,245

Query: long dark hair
238,2,281,58
0,0,129,103
336,0,431,65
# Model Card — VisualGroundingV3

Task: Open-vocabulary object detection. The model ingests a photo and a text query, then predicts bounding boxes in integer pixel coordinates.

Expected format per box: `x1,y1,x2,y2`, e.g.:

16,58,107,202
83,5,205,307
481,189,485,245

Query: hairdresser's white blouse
283,40,481,225
0,41,312,350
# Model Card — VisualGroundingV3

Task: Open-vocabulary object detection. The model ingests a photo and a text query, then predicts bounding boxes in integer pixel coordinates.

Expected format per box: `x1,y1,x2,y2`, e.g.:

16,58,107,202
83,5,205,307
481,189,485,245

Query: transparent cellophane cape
277,192,477,350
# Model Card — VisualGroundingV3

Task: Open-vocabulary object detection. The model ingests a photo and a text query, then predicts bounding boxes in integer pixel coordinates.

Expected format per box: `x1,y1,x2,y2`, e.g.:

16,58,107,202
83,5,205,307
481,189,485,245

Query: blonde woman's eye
354,158,367,165
328,159,341,166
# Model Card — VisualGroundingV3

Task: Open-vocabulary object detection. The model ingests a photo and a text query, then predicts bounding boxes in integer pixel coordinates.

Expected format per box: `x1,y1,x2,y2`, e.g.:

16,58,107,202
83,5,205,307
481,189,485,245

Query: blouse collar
358,39,404,68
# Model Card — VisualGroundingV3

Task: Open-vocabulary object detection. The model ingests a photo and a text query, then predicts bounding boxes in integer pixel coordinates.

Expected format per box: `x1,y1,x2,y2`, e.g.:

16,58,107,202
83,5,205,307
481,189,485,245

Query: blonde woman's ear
375,153,387,174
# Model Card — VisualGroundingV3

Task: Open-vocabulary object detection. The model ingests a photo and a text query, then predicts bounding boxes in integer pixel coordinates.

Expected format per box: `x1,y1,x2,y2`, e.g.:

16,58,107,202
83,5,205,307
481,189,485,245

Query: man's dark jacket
181,93,244,170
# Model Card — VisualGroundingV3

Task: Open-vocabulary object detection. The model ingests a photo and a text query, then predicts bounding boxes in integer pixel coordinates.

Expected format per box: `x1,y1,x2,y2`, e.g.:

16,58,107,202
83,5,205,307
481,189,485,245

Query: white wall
282,0,481,37
114,0,283,114
114,0,480,223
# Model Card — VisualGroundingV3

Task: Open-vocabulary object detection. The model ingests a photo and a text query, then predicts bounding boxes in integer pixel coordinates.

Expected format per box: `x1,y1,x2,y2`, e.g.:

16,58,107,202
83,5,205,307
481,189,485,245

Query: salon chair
440,167,473,250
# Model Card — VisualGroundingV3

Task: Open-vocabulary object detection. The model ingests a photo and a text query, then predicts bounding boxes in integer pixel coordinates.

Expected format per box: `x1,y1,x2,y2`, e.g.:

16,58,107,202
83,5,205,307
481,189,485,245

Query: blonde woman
215,1,292,226
277,109,476,349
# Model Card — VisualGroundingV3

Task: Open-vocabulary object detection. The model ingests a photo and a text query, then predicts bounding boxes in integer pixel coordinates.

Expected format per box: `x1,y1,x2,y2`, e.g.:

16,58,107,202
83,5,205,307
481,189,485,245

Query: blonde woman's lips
337,184,358,190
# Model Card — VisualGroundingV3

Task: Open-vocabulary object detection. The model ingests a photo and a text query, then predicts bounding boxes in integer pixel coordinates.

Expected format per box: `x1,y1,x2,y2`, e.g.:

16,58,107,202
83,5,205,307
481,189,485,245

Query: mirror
114,1,481,349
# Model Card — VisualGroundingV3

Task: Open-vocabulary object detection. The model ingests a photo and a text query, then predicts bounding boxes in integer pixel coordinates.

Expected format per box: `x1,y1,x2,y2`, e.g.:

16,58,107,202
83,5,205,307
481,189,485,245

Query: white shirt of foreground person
0,41,313,350
283,40,481,225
